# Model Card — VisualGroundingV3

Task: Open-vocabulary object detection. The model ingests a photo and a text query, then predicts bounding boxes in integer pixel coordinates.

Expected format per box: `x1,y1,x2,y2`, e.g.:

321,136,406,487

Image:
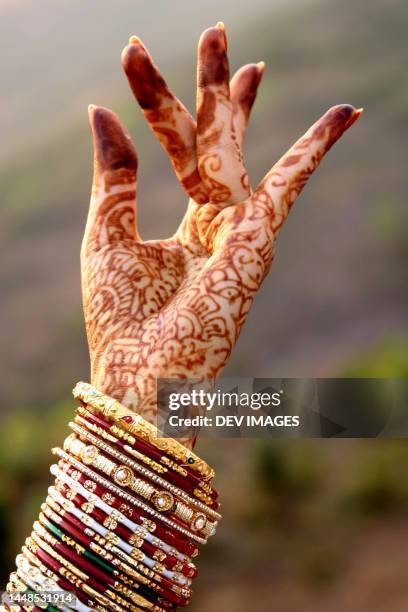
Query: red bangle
60,459,198,557
43,499,183,607
77,408,219,502
56,480,196,578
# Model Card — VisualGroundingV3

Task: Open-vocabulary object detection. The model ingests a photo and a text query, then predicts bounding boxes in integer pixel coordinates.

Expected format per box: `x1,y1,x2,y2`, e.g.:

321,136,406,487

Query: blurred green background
1,0,407,609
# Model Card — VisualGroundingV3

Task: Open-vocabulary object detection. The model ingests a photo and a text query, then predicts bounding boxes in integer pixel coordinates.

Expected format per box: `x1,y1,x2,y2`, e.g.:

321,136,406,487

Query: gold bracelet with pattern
24,538,127,612
33,519,169,612
76,405,216,498
28,531,143,612
64,433,217,537
41,497,191,605
18,546,103,610
44,488,191,596
70,421,221,521
74,409,216,507
73,382,214,480
7,382,221,612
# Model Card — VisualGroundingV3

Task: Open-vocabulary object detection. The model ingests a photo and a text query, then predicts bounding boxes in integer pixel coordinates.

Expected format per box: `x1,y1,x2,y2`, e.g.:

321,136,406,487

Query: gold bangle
70,420,221,520
75,410,169,475
77,405,216,502
46,486,191,595
23,540,125,612
29,531,140,612
19,546,101,609
43,495,190,601
52,446,207,544
34,518,168,612
62,436,216,536
73,382,214,480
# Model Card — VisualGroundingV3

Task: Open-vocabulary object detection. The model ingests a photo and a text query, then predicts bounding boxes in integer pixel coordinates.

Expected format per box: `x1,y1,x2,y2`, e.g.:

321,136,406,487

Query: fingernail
257,61,265,73
344,106,363,130
215,21,227,50
129,35,142,45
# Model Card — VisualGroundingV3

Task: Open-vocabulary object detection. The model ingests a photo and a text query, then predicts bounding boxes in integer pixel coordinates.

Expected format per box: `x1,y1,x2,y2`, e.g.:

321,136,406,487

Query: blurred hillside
1,1,408,609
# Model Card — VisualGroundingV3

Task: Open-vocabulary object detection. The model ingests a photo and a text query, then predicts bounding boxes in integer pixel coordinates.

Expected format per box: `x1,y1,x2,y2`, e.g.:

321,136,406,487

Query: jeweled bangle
57,459,199,558
75,408,218,503
7,381,221,612
33,519,172,612
40,503,191,610
38,504,188,610
28,531,144,612
42,497,190,609
63,434,218,537
7,573,56,612
44,485,190,590
51,465,196,578
70,422,221,521
15,555,84,612
72,382,214,480
47,485,191,599
52,447,207,545
51,464,197,578
19,547,98,610
23,540,126,612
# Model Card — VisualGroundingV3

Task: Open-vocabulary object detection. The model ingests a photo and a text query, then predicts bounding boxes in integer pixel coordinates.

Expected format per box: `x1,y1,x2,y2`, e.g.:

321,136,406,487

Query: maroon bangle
43,502,183,606
31,545,99,605
56,481,196,578
60,459,199,558
76,408,218,502
38,535,114,594
44,494,190,608
26,544,95,607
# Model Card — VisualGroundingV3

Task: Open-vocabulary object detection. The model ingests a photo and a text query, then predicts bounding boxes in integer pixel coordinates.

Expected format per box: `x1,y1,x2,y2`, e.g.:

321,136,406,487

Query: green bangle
41,516,114,576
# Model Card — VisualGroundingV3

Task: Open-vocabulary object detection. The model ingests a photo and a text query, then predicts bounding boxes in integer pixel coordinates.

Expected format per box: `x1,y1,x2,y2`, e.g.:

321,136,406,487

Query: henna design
196,24,251,205
83,24,361,448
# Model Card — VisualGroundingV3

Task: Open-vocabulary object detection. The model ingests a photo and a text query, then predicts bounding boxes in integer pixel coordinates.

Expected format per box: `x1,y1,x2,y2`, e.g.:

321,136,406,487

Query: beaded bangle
43,485,190,589
73,383,214,480
57,460,199,558
75,408,218,503
23,541,125,612
51,462,195,570
39,503,188,609
50,465,196,578
52,447,208,545
64,434,216,537
70,422,221,521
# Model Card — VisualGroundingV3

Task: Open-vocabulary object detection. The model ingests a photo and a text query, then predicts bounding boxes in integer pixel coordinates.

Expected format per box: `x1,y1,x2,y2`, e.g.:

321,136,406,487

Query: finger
230,61,265,149
84,105,139,253
121,37,208,204
253,104,363,235
196,23,251,205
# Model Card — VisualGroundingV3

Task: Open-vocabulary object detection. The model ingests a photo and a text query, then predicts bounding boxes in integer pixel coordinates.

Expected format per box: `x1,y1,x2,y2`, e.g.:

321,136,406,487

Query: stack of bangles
5,382,221,611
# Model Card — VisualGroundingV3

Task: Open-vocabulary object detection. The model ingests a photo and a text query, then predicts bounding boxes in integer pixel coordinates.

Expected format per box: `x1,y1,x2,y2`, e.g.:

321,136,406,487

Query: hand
82,23,361,444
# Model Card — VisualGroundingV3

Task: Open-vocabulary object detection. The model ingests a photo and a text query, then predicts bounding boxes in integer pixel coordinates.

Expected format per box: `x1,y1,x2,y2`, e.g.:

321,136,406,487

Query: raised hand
82,23,361,443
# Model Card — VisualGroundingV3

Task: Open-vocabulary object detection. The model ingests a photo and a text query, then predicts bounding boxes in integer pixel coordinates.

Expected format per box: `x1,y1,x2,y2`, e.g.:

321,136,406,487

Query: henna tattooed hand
82,23,361,440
